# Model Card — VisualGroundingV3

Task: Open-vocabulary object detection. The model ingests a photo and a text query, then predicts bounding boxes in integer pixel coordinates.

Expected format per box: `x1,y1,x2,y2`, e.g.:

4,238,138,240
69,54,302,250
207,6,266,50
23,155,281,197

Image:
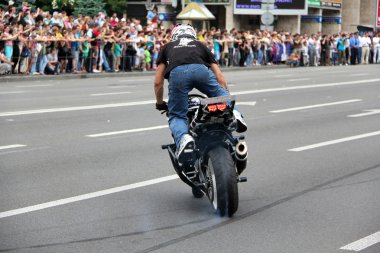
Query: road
1,65,379,253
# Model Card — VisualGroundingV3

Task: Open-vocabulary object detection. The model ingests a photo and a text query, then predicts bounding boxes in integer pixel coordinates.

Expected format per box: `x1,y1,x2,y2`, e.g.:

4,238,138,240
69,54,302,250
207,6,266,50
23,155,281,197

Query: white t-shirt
373,37,380,47
361,37,371,47
308,38,316,48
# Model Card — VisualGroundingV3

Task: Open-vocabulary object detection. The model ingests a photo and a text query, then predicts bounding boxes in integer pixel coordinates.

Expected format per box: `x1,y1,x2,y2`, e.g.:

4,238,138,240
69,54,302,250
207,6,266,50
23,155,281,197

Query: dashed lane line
286,78,311,82
270,99,362,113
0,100,156,117
0,91,27,95
0,175,178,219
289,131,380,152
0,144,27,151
90,91,132,96
1,78,379,117
86,125,168,138
232,79,380,96
340,231,380,251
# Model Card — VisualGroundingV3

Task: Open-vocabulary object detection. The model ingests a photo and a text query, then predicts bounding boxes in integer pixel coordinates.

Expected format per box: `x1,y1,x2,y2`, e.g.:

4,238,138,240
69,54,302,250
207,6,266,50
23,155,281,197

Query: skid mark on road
134,164,380,253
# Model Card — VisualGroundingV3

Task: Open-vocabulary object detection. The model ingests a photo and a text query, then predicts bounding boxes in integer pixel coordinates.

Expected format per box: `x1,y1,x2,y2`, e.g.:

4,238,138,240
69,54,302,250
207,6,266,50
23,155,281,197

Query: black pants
320,50,327,66
228,48,234,66
46,63,60,74
104,48,114,71
85,48,94,73
350,47,358,65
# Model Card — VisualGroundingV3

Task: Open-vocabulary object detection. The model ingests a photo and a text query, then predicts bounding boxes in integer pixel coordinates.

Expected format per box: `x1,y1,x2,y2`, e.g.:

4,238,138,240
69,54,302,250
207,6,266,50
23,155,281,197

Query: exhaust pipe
235,141,248,175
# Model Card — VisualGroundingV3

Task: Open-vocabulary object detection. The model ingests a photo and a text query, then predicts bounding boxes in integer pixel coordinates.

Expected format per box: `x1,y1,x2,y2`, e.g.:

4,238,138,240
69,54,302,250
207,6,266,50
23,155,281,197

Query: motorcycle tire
206,146,239,217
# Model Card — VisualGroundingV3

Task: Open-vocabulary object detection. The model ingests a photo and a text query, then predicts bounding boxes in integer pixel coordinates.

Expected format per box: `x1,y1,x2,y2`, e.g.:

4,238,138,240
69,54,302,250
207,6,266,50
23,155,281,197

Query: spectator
337,34,348,66
287,53,299,67
0,47,13,75
361,33,371,64
46,47,60,75
373,32,380,64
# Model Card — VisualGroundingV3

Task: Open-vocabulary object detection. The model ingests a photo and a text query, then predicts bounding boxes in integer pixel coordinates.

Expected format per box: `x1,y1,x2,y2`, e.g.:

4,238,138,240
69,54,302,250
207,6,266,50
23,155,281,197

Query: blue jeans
168,64,229,148
39,55,48,74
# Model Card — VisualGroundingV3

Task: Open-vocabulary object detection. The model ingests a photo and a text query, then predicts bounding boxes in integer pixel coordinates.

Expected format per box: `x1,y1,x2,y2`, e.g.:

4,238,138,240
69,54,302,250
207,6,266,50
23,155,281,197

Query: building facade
128,0,379,33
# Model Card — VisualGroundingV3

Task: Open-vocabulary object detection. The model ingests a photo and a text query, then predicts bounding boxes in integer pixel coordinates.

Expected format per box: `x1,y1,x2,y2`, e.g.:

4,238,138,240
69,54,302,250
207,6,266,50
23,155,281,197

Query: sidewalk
0,65,288,83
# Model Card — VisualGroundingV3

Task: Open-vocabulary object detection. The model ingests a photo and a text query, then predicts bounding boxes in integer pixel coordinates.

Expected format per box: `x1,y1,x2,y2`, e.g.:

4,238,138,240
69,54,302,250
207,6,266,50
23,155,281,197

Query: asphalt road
1,65,379,253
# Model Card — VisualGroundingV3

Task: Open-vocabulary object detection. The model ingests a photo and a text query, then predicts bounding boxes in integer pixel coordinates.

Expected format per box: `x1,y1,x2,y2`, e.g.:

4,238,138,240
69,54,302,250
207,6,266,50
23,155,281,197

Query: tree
52,0,76,11
73,0,105,17
104,0,128,15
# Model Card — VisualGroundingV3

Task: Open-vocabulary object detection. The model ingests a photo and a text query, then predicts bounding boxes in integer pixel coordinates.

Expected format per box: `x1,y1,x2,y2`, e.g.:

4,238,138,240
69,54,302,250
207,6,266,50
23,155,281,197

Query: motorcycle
161,94,248,217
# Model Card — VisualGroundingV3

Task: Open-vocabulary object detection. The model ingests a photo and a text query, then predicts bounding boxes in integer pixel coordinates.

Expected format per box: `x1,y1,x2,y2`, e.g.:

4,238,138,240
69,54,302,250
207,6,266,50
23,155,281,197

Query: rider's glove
156,101,168,112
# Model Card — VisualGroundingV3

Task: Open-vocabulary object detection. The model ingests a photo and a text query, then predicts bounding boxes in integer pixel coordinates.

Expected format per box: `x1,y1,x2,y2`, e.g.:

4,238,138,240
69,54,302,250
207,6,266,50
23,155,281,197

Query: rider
154,24,247,162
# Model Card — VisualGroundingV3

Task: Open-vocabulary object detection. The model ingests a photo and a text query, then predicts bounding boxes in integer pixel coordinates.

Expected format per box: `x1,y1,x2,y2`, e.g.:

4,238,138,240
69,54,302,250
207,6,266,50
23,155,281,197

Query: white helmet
171,24,196,41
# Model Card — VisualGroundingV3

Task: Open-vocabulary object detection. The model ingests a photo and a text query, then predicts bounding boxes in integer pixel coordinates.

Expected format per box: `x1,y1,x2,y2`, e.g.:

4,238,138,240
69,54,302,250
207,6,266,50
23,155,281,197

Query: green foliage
73,0,105,17
104,0,128,15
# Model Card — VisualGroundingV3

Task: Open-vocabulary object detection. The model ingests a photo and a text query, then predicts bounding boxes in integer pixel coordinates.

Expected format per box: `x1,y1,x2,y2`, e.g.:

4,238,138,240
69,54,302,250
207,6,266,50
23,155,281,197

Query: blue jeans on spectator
332,52,338,65
358,47,362,64
257,49,264,65
71,48,80,71
168,64,229,148
30,55,38,74
39,55,48,74
102,51,111,71
246,52,254,66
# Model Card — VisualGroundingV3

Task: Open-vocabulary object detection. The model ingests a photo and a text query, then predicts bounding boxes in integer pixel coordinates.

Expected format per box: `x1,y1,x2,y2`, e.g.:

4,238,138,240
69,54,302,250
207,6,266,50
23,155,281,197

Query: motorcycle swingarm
162,144,199,189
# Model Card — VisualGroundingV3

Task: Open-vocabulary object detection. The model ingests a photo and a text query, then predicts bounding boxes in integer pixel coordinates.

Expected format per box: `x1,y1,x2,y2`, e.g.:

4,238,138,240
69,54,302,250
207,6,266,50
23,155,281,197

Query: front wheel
206,146,238,217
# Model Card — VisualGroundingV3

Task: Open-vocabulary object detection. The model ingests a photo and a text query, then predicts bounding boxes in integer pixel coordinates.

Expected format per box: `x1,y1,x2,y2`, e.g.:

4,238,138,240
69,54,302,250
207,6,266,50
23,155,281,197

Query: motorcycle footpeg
238,177,247,183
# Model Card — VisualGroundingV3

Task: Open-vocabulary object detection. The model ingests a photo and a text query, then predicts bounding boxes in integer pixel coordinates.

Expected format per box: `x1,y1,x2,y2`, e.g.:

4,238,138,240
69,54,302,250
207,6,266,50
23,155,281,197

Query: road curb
0,65,288,83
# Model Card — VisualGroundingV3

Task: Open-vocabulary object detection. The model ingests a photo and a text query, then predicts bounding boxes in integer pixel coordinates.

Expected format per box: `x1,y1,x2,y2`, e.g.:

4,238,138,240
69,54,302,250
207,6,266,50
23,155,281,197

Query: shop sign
184,0,230,4
301,15,322,23
320,0,341,9
322,16,341,24
377,0,380,27
307,0,341,9
307,0,320,8
234,0,307,15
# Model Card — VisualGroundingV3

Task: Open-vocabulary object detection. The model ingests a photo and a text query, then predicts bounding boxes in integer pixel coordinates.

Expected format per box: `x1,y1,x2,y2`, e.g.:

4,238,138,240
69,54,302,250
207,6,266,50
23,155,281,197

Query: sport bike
162,95,248,217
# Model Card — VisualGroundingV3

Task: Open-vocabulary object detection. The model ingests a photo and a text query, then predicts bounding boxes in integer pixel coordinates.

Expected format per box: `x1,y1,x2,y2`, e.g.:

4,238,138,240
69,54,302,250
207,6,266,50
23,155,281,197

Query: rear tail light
217,103,227,111
207,104,217,112
207,103,227,112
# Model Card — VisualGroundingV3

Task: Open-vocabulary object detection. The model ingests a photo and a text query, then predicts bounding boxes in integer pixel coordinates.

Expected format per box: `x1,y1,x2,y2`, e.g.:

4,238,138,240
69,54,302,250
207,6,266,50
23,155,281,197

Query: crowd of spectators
1,1,380,76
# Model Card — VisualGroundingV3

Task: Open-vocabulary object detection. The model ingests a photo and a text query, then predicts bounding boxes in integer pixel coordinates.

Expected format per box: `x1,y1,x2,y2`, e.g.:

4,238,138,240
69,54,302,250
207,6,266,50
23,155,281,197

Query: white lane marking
2,78,379,117
289,131,380,152
108,85,137,88
349,73,368,77
340,231,380,251
237,101,257,106
0,144,27,150
274,74,293,78
117,78,151,82
270,99,362,113
231,79,380,96
286,78,310,82
86,125,168,138
0,100,156,117
348,109,380,118
0,174,179,219
0,91,27,95
16,84,53,88
90,91,132,96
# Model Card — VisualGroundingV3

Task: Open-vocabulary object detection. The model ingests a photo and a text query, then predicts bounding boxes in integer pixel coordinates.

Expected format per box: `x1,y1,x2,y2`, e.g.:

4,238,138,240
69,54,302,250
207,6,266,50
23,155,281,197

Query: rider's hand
156,101,168,112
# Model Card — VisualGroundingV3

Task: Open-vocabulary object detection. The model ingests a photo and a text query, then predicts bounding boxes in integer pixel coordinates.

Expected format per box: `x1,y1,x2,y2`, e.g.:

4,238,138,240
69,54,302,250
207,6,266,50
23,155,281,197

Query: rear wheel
206,146,238,217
